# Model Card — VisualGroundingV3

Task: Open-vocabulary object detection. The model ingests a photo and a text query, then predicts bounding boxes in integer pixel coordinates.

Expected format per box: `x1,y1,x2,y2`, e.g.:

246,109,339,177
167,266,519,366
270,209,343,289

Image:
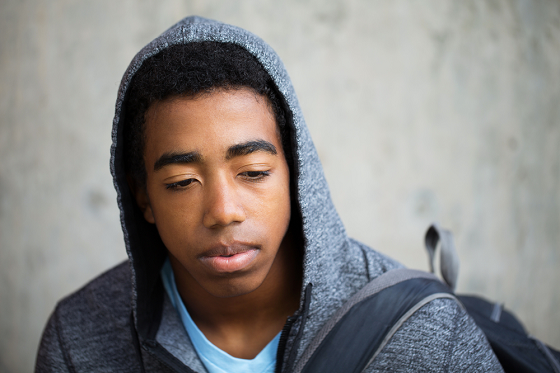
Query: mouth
198,243,260,273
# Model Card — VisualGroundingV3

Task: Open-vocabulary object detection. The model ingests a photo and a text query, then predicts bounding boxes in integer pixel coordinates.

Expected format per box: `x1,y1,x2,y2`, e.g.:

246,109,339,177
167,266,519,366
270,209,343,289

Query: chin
203,276,265,298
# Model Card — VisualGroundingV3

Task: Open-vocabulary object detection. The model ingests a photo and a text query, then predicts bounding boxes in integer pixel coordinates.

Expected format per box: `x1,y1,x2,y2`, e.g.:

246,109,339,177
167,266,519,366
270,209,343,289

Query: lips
198,243,260,273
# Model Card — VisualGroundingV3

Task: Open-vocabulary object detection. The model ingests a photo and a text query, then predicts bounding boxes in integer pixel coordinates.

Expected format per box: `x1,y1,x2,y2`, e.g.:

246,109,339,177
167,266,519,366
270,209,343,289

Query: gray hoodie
35,16,503,373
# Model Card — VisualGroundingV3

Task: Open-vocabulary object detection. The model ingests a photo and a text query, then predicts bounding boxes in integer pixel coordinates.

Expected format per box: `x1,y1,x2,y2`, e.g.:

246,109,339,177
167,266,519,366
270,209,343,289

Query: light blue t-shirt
161,259,280,373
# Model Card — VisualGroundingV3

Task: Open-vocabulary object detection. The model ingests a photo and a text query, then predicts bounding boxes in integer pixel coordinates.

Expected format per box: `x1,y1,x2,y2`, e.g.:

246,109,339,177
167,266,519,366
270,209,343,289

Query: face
137,88,291,298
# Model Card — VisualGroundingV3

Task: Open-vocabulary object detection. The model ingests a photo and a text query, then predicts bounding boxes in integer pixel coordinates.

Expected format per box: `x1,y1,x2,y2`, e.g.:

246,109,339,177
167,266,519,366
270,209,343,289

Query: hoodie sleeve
35,308,72,373
364,298,504,372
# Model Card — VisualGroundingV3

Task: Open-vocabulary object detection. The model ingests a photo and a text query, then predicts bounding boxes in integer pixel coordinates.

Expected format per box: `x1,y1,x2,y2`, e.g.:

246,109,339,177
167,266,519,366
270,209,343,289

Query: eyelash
165,171,270,190
239,170,270,182
165,179,195,190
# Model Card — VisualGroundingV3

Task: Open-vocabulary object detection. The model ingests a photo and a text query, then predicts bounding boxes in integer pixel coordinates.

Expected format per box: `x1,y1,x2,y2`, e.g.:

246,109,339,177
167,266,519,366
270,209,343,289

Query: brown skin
133,88,301,359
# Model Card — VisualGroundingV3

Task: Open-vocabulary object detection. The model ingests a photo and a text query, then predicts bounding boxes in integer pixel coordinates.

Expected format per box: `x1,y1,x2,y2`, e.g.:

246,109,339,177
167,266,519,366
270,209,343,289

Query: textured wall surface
1,0,559,371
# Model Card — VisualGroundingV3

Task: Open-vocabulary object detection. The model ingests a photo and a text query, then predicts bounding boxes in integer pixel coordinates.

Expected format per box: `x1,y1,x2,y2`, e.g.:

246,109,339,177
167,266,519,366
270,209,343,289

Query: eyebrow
226,140,277,159
153,140,277,171
154,151,202,171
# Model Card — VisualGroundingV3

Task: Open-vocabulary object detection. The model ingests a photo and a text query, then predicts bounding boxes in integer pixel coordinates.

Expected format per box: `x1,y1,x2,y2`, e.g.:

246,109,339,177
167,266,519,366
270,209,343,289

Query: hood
110,15,397,368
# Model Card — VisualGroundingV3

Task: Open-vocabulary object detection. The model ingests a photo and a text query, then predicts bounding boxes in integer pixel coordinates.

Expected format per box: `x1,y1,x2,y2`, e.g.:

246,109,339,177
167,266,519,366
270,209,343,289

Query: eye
239,170,270,182
165,178,196,190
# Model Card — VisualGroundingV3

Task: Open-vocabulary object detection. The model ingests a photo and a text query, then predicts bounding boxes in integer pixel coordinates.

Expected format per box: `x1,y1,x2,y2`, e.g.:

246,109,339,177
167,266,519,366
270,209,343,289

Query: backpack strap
293,268,458,373
425,223,460,291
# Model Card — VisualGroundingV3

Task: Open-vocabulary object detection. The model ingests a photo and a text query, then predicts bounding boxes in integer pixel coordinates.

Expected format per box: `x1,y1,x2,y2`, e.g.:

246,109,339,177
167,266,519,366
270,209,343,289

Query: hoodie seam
443,302,460,373
54,305,77,373
360,246,372,282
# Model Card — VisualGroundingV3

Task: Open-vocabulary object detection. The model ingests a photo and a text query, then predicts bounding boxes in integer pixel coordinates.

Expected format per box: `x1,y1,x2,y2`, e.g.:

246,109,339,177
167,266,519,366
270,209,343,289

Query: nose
202,178,246,228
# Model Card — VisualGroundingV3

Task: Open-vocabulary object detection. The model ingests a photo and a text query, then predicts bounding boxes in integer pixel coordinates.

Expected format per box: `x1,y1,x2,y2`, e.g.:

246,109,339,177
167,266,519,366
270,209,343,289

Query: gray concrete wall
1,0,559,371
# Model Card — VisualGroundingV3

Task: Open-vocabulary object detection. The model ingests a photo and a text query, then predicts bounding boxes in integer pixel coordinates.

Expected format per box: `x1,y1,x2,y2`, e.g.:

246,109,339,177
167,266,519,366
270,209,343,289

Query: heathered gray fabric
366,299,503,372
36,16,504,372
36,263,145,372
156,295,208,373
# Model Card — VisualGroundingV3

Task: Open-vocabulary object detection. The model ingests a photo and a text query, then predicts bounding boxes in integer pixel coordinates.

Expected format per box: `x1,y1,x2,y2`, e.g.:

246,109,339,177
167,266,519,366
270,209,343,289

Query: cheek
262,171,291,237
148,192,201,245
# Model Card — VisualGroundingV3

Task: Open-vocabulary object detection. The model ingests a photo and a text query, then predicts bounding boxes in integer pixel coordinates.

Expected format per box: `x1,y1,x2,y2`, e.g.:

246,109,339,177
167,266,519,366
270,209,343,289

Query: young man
36,16,503,372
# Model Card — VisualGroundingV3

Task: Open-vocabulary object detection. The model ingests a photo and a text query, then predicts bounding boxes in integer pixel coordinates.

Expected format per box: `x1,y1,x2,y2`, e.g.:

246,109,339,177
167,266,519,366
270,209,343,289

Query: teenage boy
36,16,503,372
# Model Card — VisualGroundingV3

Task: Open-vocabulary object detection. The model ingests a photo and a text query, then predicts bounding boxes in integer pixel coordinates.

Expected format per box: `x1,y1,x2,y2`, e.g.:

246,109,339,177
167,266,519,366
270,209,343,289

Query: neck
170,233,302,359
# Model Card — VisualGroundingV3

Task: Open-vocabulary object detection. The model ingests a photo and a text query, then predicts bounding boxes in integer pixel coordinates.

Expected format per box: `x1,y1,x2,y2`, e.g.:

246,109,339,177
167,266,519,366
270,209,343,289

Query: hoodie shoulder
364,297,504,372
349,238,404,279
36,261,143,372
57,260,132,320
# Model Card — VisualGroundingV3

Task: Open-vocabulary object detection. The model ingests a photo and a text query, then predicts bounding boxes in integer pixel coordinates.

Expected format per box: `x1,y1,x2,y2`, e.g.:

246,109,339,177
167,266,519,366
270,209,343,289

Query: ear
127,175,156,224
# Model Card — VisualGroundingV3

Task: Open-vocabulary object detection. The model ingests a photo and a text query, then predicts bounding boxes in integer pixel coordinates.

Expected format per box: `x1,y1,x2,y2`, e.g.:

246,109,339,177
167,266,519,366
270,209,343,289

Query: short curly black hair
123,42,290,189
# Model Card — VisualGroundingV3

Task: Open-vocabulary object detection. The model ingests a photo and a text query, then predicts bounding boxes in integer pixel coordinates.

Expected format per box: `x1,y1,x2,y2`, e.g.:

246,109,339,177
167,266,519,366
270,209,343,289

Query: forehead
143,88,281,158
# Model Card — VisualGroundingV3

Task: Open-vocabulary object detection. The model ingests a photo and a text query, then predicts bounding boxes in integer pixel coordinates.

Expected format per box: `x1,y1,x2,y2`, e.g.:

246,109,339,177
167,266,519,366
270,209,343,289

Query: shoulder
348,238,404,278
366,297,504,372
54,261,132,326
36,261,140,372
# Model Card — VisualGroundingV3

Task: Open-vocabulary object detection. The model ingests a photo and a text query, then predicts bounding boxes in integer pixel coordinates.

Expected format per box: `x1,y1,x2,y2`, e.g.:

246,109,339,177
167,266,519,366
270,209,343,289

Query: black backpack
292,224,560,373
